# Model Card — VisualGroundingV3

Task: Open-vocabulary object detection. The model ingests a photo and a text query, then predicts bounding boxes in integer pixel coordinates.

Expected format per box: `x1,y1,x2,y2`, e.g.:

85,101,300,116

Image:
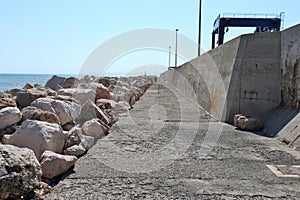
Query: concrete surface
46,85,300,199
161,24,300,140
160,31,282,125
281,24,300,108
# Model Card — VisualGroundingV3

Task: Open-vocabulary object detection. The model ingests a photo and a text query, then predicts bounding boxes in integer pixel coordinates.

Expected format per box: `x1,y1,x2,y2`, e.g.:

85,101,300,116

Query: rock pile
0,75,154,199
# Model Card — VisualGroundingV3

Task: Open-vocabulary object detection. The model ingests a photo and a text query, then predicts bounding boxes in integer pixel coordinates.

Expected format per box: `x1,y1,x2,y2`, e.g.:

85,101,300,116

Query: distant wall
281,24,300,108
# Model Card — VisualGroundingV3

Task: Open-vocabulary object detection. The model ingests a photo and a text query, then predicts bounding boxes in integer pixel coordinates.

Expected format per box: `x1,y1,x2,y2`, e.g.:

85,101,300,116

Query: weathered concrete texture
281,24,300,108
277,112,300,149
46,85,300,199
160,31,281,125
161,24,300,138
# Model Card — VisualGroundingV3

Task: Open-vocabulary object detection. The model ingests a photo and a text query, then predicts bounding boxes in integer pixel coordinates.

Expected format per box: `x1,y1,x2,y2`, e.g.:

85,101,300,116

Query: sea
0,74,74,92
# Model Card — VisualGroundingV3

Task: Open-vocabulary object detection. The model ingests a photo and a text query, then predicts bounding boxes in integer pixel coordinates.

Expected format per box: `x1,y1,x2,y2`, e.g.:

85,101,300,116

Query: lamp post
168,46,171,68
175,29,179,67
198,0,202,57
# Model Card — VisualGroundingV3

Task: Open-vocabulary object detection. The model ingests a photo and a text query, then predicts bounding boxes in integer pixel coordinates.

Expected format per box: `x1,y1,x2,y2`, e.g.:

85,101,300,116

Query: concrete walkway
46,84,300,199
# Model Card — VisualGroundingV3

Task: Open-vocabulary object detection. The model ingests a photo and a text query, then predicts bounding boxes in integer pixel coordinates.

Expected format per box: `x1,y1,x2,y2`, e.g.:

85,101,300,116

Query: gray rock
61,77,80,89
40,150,77,179
76,100,111,125
45,75,66,91
0,144,42,199
31,98,81,125
0,107,22,130
3,120,66,159
16,88,48,108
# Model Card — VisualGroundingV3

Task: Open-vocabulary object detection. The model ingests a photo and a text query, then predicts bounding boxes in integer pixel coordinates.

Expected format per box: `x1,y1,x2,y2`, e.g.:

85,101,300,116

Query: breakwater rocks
0,75,155,199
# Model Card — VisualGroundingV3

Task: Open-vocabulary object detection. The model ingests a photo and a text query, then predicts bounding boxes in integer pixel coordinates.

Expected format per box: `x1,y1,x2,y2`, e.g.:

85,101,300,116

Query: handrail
222,12,280,19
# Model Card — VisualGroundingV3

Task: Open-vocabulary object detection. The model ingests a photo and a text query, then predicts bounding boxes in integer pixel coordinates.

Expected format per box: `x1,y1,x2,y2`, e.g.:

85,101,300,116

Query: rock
16,88,48,108
97,99,130,115
1,135,11,144
234,114,264,131
98,77,111,87
40,150,77,179
103,109,118,125
81,75,96,83
96,99,113,110
65,127,83,149
0,144,42,199
3,120,66,159
45,75,66,91
76,100,111,125
0,125,19,141
22,106,60,124
0,98,17,109
64,145,86,157
23,83,34,89
57,88,96,104
82,119,107,139
62,122,76,131
31,98,81,126
0,92,12,98
0,107,22,130
80,135,95,151
4,88,21,97
114,101,131,114
90,82,112,100
61,77,80,89
112,86,133,106
34,182,52,200
49,95,80,104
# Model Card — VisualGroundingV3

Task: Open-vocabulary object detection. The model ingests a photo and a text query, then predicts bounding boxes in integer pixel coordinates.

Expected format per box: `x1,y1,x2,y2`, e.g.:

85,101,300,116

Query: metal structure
198,0,202,56
175,29,179,67
212,13,284,49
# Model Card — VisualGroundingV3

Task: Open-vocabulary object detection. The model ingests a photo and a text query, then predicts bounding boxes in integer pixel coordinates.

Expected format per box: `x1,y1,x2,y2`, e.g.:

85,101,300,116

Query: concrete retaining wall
281,25,300,108
160,31,281,124
160,24,300,139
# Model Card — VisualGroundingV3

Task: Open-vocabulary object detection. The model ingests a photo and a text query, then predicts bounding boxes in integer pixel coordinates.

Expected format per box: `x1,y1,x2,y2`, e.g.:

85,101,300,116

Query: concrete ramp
262,106,299,137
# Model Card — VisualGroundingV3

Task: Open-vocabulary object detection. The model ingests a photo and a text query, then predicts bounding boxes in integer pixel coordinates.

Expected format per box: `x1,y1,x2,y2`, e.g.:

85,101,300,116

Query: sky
0,0,299,75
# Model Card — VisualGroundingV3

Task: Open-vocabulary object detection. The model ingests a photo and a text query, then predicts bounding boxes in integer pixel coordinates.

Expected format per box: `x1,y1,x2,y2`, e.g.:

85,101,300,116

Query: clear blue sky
0,0,299,75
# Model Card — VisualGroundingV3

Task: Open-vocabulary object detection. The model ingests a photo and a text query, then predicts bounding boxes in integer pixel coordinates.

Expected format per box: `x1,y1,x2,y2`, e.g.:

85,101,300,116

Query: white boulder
3,120,66,159
82,119,107,139
0,107,22,130
40,150,77,179
64,145,86,157
31,98,81,125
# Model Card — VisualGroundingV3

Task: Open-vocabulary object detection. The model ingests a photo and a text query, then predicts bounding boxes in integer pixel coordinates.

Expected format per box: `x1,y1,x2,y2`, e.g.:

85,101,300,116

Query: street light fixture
175,29,179,67
198,0,202,57
168,46,171,68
